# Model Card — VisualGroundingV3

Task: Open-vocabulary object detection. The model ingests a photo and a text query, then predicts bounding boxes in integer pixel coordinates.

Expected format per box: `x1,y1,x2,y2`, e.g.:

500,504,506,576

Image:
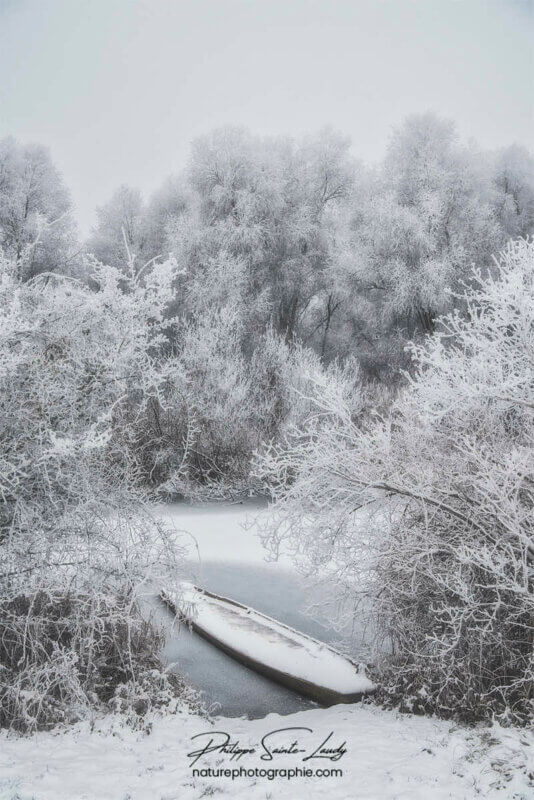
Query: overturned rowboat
160,583,376,706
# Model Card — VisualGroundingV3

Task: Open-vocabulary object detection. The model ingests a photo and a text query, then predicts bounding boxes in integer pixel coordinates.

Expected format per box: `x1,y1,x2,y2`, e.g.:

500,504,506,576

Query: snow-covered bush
256,239,534,723
0,251,188,731
137,301,359,499
120,232,360,499
0,588,197,732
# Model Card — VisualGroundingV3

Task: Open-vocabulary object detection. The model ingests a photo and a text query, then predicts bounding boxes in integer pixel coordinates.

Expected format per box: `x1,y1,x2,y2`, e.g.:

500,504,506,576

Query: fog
1,0,532,235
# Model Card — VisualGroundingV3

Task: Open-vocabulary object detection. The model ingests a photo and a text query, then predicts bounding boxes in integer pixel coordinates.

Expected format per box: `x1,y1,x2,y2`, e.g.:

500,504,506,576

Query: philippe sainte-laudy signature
187,727,347,767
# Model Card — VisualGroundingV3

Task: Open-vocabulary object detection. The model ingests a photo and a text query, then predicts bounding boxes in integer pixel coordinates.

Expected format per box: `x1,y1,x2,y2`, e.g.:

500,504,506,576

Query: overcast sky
0,0,532,234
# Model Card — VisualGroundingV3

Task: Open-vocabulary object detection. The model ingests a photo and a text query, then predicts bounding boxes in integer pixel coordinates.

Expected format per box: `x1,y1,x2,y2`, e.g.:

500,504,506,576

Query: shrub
0,587,197,732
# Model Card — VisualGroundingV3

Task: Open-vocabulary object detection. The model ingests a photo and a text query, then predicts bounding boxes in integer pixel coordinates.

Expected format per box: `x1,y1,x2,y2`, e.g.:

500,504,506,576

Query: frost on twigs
0,250,190,732
255,239,534,724
0,587,201,733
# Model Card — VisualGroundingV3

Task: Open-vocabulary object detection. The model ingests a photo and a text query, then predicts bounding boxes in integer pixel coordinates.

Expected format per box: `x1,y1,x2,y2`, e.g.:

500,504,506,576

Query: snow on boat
160,583,376,706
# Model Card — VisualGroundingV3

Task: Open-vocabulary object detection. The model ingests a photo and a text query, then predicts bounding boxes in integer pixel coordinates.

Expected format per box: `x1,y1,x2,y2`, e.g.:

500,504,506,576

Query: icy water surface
152,501,359,719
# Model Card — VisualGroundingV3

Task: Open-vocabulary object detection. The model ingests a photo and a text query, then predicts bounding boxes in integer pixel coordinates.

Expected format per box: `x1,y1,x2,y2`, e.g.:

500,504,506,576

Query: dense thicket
0,252,193,730
256,239,534,723
85,115,534,382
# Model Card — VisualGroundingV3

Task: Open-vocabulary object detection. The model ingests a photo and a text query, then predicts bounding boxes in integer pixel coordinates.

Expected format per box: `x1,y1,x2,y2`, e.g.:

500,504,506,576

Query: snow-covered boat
160,583,376,706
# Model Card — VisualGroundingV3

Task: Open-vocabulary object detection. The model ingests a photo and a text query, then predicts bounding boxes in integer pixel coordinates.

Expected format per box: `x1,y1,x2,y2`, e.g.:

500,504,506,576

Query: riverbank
0,703,531,800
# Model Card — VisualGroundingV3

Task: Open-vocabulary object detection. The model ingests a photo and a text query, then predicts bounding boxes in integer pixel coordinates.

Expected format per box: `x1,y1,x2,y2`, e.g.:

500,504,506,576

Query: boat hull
160,587,375,706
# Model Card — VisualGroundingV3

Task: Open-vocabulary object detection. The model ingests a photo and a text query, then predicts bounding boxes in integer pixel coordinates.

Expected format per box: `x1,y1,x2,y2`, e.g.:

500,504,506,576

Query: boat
160,583,376,706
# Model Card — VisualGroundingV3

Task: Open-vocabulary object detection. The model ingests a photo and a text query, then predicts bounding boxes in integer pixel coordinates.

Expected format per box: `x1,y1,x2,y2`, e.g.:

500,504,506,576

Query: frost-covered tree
142,175,188,263
86,185,147,270
86,179,189,275
337,113,504,380
257,238,534,723
130,241,358,498
86,119,534,391
492,144,534,238
0,137,78,279
170,127,355,342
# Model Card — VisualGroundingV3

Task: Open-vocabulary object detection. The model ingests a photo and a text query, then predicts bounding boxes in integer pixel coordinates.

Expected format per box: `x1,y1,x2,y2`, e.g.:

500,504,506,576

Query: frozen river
150,500,357,719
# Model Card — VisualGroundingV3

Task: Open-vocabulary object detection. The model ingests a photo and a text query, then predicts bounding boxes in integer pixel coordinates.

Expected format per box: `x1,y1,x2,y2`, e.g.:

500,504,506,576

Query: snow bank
0,704,531,800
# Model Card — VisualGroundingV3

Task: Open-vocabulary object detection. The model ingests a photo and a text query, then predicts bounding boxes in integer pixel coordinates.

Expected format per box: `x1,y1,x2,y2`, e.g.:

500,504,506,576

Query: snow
0,704,532,800
169,583,375,696
153,499,288,566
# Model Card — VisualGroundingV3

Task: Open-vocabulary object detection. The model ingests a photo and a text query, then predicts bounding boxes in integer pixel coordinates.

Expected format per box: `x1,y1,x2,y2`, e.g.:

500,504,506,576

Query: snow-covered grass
0,704,532,800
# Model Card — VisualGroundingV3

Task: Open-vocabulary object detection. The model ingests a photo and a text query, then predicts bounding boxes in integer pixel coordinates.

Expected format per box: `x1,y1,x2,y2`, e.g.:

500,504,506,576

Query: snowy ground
0,703,532,800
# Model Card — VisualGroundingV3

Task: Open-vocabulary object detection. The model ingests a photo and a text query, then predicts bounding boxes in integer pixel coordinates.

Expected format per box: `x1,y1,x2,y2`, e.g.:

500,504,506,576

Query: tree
142,175,188,263
86,185,147,270
492,144,534,238
0,137,77,280
338,114,503,380
86,118,534,391
257,238,534,723
171,127,355,343
129,240,358,499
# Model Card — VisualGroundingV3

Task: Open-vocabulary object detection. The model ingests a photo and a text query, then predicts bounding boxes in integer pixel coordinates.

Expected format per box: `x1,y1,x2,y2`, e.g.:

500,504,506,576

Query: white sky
0,0,533,235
